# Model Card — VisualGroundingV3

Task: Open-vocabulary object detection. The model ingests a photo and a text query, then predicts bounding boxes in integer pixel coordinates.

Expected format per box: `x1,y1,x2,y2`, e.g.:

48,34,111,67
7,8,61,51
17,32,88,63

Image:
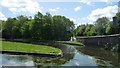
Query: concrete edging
1,50,63,57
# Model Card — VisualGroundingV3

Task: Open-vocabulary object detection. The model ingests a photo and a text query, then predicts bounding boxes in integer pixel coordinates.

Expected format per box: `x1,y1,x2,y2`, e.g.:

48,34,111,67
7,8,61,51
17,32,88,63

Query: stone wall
76,34,120,51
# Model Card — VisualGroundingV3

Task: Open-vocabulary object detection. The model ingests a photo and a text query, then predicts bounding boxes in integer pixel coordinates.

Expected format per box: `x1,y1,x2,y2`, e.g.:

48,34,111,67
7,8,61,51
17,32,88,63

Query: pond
1,45,120,67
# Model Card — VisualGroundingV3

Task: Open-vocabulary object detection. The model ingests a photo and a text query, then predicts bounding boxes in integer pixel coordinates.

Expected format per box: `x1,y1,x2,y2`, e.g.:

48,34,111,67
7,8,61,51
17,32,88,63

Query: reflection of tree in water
4,55,31,62
32,54,74,67
94,58,112,67
77,47,120,67
32,44,76,67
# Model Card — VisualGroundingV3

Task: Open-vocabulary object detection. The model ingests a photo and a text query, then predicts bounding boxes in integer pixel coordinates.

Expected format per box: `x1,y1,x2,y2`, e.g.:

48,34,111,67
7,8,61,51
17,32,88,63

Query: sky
0,0,119,26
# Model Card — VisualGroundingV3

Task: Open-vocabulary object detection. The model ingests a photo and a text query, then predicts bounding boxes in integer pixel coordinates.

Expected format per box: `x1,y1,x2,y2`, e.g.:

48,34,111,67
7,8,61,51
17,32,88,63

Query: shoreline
1,50,63,57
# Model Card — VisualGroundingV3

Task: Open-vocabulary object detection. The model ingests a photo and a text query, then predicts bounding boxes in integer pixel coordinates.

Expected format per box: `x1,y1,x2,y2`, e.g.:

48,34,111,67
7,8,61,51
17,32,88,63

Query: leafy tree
2,12,74,41
31,12,43,40
42,13,53,40
12,25,21,39
53,16,64,40
2,18,16,39
53,16,74,40
76,24,86,36
94,17,110,35
0,21,1,38
106,21,112,34
89,26,96,36
0,20,6,31
17,15,29,39
84,24,93,36
114,12,120,33
76,24,96,36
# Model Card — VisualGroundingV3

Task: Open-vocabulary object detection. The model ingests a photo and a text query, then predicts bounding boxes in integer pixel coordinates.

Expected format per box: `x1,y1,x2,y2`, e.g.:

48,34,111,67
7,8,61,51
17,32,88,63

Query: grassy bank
0,41,62,55
57,41,84,46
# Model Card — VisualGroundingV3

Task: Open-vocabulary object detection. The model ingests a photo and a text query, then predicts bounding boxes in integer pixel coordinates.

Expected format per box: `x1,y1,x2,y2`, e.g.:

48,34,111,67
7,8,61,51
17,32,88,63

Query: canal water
1,45,120,67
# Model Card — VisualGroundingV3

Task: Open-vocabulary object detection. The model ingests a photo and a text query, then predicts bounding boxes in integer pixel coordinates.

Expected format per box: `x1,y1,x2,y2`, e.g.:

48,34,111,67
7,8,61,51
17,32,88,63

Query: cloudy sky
0,0,119,26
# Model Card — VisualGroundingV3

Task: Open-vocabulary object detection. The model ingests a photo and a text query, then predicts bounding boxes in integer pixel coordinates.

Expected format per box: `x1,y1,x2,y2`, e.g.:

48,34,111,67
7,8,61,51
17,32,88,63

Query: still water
1,45,120,67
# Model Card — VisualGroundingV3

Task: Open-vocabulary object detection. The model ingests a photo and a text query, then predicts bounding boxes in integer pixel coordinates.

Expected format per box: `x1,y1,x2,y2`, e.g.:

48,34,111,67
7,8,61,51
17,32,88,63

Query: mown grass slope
0,41,62,55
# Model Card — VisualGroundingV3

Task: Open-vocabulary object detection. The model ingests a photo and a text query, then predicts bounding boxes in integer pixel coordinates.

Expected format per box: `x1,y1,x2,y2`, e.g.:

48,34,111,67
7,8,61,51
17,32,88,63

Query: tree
94,17,110,35
0,20,6,31
17,15,29,39
42,13,54,40
76,24,86,36
84,24,92,36
89,26,96,36
53,16,64,40
53,16,74,40
2,18,16,39
114,12,120,33
106,21,112,34
2,12,75,41
75,24,96,36
31,12,43,40
12,25,21,39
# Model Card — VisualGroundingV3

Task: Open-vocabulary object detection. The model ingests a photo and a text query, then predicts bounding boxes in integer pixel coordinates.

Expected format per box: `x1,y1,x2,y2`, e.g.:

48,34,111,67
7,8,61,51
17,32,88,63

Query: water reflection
63,52,97,66
33,54,74,66
1,45,120,67
2,54,34,66
1,53,74,66
77,46,120,67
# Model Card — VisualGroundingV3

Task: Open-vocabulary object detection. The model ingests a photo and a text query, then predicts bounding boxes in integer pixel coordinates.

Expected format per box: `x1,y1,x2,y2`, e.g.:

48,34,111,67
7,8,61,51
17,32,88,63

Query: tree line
1,12,120,41
1,12,75,41
75,12,120,36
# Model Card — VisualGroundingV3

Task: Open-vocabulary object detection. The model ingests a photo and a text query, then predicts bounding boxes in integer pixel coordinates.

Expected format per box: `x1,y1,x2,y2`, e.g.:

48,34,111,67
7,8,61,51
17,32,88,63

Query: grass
0,41,62,55
0,41,1,50
57,41,84,46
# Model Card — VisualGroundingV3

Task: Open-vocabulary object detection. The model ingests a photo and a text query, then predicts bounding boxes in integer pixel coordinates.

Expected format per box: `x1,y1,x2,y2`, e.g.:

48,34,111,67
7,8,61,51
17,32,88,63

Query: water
1,45,120,67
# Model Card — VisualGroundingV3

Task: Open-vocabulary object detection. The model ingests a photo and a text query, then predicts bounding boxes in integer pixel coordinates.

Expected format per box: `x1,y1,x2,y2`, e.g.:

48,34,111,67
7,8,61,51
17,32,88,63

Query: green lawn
0,41,62,55
58,41,84,46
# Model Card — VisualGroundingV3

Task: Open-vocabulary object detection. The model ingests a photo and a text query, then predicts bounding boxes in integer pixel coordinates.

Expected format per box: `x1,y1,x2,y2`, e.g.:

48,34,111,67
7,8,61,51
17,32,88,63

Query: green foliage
84,24,96,36
2,12,120,39
115,12,120,33
76,12,120,36
94,17,110,35
42,13,53,40
31,12,43,40
53,16,74,40
2,18,16,39
2,12,74,41
106,22,112,34
76,24,96,36
0,21,1,31
76,24,86,36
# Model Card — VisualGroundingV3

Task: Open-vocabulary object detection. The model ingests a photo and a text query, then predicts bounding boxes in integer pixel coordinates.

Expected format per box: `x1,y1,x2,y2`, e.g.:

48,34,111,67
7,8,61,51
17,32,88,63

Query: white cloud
79,0,117,5
0,12,7,20
49,8,60,12
79,0,114,3
70,18,76,22
87,5,118,22
74,6,81,11
49,9,57,12
82,17,86,20
100,0,112,2
79,0,91,5
0,0,42,14
9,8,17,12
